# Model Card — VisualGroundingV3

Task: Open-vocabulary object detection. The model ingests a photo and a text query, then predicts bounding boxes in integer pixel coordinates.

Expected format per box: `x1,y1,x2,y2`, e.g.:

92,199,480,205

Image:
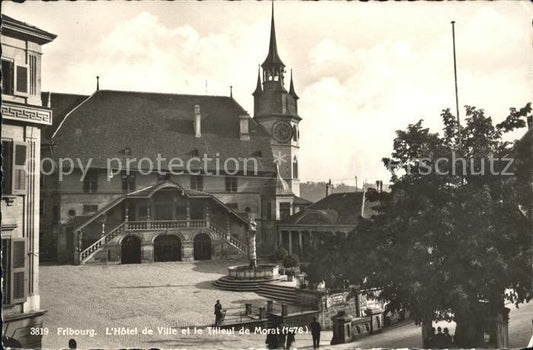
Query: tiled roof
281,192,365,225
41,92,90,142
51,90,276,174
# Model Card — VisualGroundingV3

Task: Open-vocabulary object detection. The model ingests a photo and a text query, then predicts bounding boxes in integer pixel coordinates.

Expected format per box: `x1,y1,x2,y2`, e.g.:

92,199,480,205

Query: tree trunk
454,311,484,347
421,312,433,348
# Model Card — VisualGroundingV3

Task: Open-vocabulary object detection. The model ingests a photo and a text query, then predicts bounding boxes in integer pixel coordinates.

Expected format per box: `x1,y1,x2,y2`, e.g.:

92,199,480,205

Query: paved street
40,261,533,349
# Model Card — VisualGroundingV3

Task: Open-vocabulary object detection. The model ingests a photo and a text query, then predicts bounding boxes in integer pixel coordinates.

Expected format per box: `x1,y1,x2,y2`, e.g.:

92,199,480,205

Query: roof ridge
96,89,235,99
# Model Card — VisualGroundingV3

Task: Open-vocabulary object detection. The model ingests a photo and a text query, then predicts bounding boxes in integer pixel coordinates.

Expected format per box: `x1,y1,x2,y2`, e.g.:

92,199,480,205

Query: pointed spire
289,69,299,100
262,0,285,68
253,65,262,96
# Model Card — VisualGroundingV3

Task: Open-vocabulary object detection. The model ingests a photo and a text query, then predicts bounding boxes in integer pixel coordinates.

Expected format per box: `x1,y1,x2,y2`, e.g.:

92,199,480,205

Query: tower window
293,157,299,179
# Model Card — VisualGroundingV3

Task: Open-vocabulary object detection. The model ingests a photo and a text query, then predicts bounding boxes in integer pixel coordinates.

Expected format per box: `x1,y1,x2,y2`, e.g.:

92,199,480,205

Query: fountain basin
227,264,279,280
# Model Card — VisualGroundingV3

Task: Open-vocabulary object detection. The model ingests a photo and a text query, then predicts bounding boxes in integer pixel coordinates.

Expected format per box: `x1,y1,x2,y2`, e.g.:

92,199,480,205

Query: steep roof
262,4,285,68
41,92,90,142
281,192,366,225
50,90,276,174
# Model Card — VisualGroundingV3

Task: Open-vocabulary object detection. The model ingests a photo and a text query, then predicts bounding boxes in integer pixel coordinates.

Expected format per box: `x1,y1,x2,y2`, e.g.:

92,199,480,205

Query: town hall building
40,6,311,265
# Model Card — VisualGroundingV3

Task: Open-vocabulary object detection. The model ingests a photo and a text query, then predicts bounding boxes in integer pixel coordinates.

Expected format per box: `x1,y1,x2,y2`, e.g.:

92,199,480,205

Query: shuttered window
1,238,27,305
1,140,27,195
11,238,27,303
12,142,27,195
1,238,9,304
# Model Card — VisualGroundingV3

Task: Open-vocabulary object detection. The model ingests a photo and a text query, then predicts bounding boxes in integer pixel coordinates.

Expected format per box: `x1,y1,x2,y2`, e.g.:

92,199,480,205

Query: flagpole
451,21,461,146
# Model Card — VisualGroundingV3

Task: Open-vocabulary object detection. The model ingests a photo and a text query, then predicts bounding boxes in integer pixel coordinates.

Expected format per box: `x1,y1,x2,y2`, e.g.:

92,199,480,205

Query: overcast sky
5,1,531,185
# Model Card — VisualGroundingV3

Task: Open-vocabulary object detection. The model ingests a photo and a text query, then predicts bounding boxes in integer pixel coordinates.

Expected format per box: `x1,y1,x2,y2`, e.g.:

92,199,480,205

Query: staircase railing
79,219,249,263
79,222,126,263
208,222,248,256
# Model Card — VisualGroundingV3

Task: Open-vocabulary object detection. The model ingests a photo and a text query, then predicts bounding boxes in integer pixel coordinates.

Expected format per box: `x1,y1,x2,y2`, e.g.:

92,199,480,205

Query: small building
1,15,56,348
278,189,380,258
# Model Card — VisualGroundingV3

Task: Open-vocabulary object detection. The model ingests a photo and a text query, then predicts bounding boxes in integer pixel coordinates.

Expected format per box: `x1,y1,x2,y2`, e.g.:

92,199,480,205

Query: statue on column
248,217,257,269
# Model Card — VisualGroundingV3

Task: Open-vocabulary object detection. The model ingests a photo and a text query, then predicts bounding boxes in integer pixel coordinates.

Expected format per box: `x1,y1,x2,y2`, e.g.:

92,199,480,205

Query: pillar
141,242,154,263
267,300,274,313
281,304,288,317
182,240,194,261
186,199,191,227
259,307,266,320
288,231,293,254
147,205,152,229
124,207,129,229
298,231,303,257
205,202,210,226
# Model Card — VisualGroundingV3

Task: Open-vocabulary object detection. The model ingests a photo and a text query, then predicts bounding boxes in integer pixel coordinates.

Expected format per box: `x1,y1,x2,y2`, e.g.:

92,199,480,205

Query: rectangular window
16,65,28,94
1,140,27,195
190,175,203,191
83,170,98,193
2,59,14,95
280,203,291,220
1,238,27,305
121,172,136,193
225,177,238,193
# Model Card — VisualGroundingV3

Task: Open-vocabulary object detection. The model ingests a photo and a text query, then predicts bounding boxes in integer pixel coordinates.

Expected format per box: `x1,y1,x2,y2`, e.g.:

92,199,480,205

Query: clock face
272,121,293,143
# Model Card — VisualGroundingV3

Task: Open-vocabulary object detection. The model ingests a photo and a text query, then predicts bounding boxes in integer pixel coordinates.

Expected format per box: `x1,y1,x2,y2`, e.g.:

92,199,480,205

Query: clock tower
253,3,301,196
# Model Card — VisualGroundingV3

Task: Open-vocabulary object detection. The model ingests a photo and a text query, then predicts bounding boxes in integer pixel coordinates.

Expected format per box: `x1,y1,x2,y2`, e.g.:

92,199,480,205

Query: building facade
40,7,310,265
278,188,380,259
1,15,56,348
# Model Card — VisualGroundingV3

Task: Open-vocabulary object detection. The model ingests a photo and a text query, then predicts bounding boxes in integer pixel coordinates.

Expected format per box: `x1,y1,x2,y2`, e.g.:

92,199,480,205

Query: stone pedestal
331,311,353,345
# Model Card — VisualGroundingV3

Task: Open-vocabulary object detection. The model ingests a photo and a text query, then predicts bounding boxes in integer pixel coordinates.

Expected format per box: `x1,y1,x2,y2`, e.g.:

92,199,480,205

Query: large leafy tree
316,104,532,347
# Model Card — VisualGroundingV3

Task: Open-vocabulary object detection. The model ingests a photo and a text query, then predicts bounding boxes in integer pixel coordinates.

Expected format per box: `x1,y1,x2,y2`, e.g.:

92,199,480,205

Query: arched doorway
154,235,182,262
121,235,141,264
193,233,211,260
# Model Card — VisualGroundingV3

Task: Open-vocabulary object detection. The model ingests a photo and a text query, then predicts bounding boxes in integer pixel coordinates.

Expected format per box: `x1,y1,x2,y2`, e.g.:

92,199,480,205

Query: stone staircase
213,276,277,292
78,220,248,265
257,283,298,305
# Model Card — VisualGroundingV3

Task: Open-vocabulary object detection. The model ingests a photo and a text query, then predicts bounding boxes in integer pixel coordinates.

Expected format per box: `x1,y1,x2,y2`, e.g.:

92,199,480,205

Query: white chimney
194,105,201,138
239,115,250,141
